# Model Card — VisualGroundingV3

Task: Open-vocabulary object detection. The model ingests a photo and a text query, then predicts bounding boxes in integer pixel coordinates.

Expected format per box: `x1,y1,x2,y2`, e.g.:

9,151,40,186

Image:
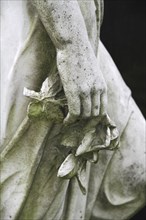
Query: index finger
64,94,81,125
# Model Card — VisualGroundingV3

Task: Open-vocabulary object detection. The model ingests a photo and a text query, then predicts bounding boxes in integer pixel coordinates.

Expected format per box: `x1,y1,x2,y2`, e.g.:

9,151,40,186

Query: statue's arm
31,0,107,124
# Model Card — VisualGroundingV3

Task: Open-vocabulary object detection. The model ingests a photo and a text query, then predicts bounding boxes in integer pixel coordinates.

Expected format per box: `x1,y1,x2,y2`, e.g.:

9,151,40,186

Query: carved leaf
57,154,80,179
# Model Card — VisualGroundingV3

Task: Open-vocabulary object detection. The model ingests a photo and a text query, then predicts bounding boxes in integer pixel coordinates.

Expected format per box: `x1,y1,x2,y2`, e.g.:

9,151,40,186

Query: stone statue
0,0,145,219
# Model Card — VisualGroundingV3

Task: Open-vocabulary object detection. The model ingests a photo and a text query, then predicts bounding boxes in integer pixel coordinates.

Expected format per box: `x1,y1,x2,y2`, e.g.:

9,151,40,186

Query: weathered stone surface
0,1,145,220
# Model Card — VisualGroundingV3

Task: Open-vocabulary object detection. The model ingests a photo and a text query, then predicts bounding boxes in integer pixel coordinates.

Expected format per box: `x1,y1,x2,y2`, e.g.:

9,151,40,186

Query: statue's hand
57,45,107,124
31,0,106,124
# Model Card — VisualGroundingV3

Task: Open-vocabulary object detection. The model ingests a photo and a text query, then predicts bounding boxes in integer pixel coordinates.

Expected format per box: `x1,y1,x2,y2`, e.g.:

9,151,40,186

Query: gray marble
0,1,145,220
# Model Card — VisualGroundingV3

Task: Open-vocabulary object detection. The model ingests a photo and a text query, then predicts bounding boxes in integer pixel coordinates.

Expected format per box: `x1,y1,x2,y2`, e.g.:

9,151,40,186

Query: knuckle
69,91,79,99
102,84,107,93
80,86,90,97
94,81,107,94
94,87,102,95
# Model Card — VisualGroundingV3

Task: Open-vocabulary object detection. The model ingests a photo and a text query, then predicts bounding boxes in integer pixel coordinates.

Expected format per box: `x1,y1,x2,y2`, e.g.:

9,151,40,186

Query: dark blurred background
101,0,146,219
101,0,146,117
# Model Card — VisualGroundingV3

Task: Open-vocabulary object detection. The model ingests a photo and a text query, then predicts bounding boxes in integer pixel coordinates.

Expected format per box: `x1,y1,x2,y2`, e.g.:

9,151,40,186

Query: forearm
31,0,90,50
31,0,107,121
31,0,97,84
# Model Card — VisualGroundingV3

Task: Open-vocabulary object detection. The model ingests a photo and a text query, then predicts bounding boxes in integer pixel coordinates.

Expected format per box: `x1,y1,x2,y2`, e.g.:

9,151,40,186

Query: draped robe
0,0,145,219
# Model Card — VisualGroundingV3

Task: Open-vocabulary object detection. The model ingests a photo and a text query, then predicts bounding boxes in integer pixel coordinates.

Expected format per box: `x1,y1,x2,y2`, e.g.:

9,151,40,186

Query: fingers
81,93,92,118
64,88,107,125
64,93,81,125
100,91,107,115
91,91,100,116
